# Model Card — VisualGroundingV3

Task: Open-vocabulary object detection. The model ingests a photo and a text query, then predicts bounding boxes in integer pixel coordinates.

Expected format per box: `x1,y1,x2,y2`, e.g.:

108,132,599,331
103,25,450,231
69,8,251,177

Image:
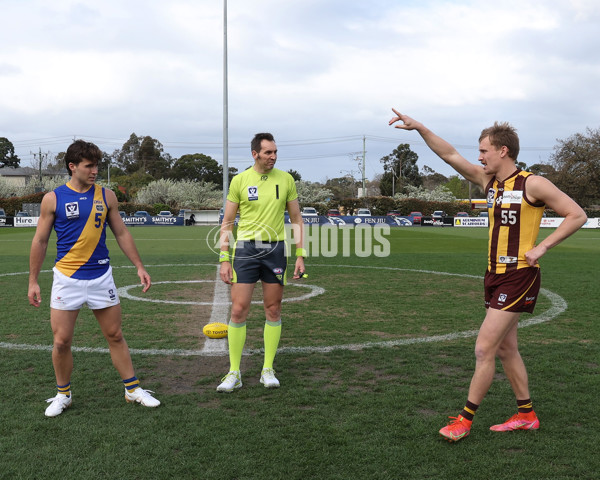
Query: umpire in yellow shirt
217,132,305,392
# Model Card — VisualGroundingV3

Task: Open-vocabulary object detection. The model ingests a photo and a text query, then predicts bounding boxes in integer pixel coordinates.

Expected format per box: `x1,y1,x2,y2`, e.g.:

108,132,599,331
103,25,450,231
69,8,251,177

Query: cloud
1,0,599,182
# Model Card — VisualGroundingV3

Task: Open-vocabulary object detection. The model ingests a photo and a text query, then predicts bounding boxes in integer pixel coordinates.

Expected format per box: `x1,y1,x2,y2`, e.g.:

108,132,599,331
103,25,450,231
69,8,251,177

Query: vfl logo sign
248,186,258,201
65,202,79,220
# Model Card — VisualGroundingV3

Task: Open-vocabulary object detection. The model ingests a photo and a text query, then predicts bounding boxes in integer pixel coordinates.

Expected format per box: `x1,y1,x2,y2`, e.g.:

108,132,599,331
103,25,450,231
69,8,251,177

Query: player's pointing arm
389,108,487,188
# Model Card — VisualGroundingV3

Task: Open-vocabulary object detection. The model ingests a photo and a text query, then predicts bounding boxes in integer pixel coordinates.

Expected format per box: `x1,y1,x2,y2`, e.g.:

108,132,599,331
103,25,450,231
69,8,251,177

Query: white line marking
116,281,325,305
201,266,229,354
1,265,568,357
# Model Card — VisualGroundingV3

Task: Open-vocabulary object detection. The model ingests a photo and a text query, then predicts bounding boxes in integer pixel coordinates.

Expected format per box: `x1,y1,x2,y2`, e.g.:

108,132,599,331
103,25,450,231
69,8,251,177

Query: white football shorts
51,266,120,311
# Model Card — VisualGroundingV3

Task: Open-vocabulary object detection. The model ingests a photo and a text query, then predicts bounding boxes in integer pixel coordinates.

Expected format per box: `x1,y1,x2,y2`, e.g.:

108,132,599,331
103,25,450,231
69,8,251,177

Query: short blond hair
479,122,520,160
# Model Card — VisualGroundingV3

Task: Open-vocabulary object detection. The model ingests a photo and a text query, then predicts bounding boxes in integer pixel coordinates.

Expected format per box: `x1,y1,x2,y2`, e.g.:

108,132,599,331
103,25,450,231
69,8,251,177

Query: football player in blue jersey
28,140,160,417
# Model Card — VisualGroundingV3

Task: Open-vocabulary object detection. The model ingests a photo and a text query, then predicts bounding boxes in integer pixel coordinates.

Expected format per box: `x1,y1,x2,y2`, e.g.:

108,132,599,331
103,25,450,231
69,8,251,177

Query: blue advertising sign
123,215,184,226
287,215,417,226
218,213,460,227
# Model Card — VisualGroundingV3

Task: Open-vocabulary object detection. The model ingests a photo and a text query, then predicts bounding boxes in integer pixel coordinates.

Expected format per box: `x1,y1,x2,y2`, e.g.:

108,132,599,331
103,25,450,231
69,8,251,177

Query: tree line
1,127,599,208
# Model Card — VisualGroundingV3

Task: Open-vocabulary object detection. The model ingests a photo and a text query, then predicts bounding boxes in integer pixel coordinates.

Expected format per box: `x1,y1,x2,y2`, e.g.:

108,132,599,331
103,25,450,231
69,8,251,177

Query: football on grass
202,322,228,339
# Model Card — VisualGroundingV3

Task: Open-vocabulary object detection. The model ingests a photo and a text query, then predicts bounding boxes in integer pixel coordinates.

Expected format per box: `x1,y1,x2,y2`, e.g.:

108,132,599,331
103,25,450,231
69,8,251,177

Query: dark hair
251,133,275,154
64,140,102,176
479,122,520,160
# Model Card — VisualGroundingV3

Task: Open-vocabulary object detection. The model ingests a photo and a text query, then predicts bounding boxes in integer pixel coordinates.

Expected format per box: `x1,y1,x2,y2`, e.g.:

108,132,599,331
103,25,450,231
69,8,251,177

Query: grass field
0,225,598,479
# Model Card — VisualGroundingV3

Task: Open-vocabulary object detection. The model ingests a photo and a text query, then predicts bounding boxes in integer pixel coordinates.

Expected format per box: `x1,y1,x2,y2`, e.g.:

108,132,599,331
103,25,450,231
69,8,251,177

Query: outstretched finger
389,109,404,126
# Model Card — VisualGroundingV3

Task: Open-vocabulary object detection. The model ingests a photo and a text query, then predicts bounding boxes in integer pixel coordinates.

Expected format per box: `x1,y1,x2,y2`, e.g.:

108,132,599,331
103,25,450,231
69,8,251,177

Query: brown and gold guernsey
485,169,545,274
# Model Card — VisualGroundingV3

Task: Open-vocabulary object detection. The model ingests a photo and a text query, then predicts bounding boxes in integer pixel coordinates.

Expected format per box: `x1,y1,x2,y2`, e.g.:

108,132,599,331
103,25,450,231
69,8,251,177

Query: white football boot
260,368,280,388
217,371,242,392
45,393,73,417
125,388,161,407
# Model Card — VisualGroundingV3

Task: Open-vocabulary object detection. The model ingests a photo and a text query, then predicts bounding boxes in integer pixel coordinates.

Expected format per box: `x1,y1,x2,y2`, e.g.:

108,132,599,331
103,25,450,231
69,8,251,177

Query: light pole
222,0,229,209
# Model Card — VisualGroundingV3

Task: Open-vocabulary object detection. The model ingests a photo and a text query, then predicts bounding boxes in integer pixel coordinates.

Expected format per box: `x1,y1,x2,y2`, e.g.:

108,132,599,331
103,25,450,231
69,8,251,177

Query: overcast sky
1,0,599,183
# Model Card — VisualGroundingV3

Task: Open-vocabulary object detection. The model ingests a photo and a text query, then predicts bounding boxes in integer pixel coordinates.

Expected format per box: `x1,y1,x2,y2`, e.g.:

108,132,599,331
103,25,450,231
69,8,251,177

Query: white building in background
0,166,68,191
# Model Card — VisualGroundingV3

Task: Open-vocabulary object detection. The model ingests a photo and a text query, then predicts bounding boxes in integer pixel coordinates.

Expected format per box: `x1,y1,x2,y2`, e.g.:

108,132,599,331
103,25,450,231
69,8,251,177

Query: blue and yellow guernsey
53,183,110,280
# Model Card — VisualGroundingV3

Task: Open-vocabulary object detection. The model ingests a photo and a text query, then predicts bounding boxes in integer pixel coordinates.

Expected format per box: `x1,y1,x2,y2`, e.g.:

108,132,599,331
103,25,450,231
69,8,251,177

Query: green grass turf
0,225,598,479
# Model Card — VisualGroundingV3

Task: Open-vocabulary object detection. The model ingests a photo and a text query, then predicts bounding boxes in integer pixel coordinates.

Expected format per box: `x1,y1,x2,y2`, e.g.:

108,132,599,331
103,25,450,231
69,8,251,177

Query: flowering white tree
295,180,333,204
135,179,222,209
395,185,456,202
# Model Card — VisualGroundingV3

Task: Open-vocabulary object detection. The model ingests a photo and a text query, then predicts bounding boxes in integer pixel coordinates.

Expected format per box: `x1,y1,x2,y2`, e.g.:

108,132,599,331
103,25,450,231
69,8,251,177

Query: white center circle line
117,280,325,305
0,263,567,357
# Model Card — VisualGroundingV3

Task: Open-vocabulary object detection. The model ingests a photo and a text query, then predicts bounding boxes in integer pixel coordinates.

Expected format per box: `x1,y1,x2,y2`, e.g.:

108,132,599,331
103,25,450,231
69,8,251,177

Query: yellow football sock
57,382,71,397
123,376,140,392
227,321,246,372
263,319,282,370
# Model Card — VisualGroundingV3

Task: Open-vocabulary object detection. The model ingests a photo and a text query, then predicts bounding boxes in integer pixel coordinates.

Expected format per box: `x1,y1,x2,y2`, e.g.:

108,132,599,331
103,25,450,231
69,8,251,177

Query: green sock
263,319,282,370
227,321,246,372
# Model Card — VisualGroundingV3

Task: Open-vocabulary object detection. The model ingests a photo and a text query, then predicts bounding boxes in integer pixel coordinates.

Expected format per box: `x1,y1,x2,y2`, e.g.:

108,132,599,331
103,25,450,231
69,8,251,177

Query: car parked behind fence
409,211,423,224
301,207,318,216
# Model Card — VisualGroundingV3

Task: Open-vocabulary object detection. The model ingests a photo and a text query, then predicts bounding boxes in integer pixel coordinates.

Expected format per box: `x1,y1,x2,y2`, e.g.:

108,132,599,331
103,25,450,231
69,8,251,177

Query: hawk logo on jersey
65,202,79,220
487,188,496,208
248,186,258,201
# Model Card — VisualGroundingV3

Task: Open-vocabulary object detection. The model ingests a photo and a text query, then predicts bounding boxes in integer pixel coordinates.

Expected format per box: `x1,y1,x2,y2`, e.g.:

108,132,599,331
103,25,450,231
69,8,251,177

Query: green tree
516,160,528,171
110,133,171,178
421,165,448,190
112,133,141,173
111,170,155,201
171,154,238,188
528,163,556,177
44,151,68,174
138,136,172,178
325,176,359,200
0,137,21,169
379,143,422,196
444,176,470,199
549,127,600,207
171,154,221,183
287,169,302,181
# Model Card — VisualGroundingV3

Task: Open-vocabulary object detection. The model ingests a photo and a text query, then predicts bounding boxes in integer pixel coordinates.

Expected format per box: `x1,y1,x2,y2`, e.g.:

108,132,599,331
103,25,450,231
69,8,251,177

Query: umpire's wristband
219,251,230,263
296,247,307,257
